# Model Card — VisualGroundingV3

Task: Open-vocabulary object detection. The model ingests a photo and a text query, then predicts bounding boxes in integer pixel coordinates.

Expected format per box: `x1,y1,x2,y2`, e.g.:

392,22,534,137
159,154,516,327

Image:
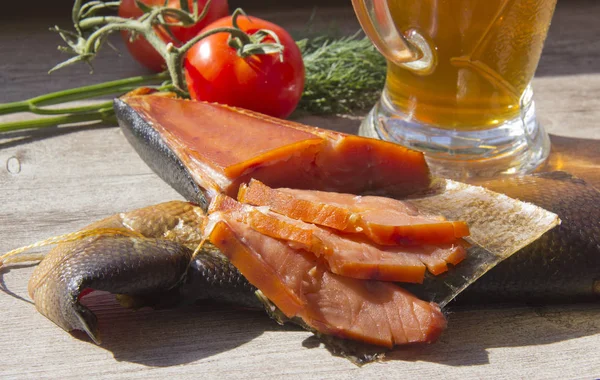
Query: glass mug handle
351,0,436,75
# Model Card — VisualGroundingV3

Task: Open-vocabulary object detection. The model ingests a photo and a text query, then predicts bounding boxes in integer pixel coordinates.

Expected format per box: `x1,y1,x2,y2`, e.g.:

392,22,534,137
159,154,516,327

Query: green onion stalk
0,73,170,133
0,0,386,134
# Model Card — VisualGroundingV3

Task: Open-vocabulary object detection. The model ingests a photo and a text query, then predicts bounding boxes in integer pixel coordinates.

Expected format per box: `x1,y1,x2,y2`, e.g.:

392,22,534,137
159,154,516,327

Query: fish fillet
207,217,446,348
119,94,431,204
210,195,466,282
239,179,469,246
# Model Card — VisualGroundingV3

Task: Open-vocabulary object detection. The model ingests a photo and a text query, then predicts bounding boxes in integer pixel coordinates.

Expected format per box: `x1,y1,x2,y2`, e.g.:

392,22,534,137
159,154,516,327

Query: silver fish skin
455,171,600,304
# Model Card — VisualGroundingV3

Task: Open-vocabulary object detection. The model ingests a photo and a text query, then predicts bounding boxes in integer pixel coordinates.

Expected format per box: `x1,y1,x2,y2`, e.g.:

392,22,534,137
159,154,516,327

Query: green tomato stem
79,2,120,20
78,16,129,30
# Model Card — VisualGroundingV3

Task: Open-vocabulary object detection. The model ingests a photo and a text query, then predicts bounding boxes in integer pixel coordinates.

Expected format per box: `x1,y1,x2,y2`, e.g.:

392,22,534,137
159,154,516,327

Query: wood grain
1,2,599,379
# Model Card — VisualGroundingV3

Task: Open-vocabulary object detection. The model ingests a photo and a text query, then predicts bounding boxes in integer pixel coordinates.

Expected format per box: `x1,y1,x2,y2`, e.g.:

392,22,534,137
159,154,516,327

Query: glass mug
351,0,557,179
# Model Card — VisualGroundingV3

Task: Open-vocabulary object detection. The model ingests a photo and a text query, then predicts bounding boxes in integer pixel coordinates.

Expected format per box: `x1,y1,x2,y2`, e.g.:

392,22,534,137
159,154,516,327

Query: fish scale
457,171,600,303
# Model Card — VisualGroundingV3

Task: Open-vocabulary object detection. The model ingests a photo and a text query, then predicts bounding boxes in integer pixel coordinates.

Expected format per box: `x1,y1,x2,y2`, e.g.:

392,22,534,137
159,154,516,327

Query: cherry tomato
119,0,229,72
184,15,305,118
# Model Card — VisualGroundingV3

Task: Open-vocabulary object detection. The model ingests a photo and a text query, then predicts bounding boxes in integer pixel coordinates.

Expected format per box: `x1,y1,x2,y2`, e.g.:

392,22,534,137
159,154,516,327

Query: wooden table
1,2,599,378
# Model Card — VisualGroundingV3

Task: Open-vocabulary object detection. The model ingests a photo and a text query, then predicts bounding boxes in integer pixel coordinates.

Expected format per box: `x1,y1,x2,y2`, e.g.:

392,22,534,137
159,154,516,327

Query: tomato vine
0,1,388,132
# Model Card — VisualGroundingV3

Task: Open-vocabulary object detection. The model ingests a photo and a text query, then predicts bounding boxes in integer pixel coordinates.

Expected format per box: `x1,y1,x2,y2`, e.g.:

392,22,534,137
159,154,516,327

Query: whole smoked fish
2,92,585,364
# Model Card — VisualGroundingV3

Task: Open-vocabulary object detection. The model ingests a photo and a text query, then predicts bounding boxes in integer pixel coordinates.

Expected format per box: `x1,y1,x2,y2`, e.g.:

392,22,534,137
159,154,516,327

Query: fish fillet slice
207,218,446,348
211,195,466,282
303,269,447,347
120,94,431,202
207,219,311,318
238,179,469,246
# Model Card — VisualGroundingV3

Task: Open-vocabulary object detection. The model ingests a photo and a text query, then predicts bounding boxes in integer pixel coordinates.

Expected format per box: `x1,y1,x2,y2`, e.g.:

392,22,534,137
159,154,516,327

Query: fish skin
180,244,262,310
29,235,194,344
456,171,600,304
114,95,599,303
115,98,208,209
26,201,261,344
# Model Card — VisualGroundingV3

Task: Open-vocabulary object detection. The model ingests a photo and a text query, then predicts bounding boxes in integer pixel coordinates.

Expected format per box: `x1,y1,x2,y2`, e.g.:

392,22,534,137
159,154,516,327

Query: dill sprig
297,33,387,115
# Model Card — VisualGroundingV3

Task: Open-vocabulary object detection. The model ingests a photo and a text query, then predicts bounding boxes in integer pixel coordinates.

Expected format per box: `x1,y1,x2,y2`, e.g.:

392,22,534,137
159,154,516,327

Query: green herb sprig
298,34,386,115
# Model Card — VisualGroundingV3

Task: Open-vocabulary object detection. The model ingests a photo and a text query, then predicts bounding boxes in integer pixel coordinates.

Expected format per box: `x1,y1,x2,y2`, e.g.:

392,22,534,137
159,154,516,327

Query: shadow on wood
0,264,37,306
383,303,600,366
74,292,287,367
0,122,117,151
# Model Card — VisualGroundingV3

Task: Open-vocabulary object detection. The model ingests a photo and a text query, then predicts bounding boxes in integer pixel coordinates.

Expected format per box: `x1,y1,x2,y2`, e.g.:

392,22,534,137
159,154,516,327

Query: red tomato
184,16,305,118
119,0,229,72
